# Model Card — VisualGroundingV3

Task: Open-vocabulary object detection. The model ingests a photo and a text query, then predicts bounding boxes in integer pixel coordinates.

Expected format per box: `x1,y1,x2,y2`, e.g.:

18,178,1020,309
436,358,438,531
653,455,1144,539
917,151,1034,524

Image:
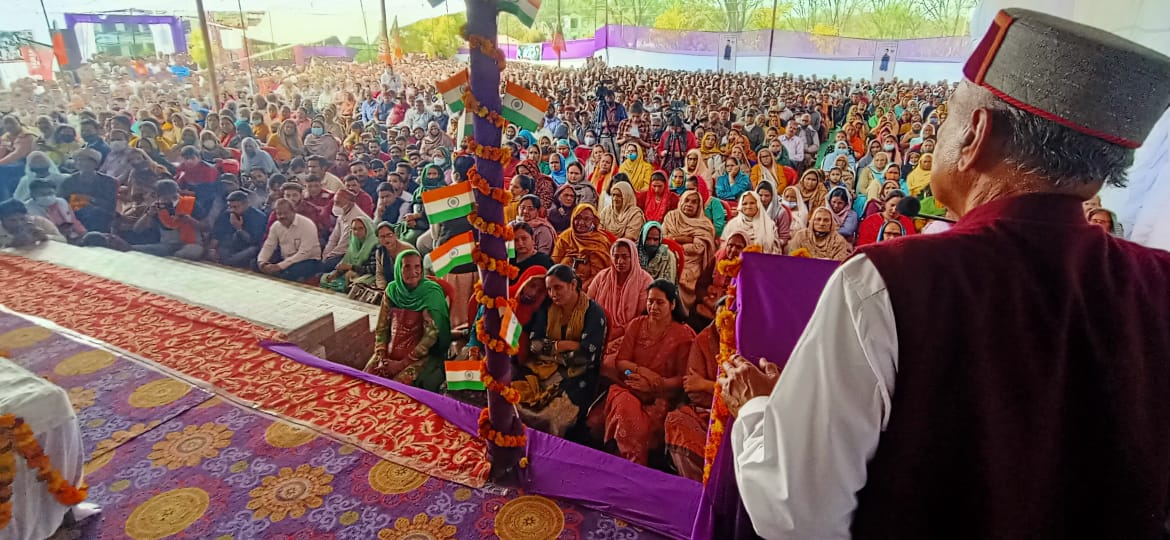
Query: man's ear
956,107,994,173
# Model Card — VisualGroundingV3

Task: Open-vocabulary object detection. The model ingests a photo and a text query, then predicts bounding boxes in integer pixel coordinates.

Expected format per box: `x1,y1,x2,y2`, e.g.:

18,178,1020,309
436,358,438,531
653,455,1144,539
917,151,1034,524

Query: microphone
896,196,956,223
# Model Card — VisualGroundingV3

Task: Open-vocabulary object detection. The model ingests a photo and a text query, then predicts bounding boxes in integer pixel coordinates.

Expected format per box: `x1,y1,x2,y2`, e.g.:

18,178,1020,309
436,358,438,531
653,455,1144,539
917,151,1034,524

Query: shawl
722,191,780,254
715,170,752,202
239,137,277,175
549,153,568,185
277,119,304,156
782,185,809,231
618,145,654,191
552,204,613,267
548,184,578,232
826,186,853,229
683,149,712,185
516,158,556,210
510,266,549,325
589,161,617,196
385,250,452,355
599,181,646,240
662,191,716,246
547,284,591,341
906,154,934,198
14,153,66,202
556,140,578,165
698,132,722,160
587,238,654,329
638,184,679,223
788,207,852,261
797,169,829,211
342,216,380,267
876,219,906,242
639,221,676,280
750,159,783,190
758,180,784,222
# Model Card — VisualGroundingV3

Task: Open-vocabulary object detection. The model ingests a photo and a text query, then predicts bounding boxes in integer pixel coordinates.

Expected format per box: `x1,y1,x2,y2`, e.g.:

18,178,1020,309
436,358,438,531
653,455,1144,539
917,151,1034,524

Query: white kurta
731,254,898,539
0,358,84,540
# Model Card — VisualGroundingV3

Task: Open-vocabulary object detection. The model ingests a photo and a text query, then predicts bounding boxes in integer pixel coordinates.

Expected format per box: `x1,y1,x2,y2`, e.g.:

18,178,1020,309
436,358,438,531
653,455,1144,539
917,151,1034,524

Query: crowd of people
0,54,1123,479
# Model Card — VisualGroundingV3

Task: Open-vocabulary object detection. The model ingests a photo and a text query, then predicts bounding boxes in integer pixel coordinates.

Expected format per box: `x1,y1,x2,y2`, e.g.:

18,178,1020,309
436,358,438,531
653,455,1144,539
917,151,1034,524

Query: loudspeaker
52,28,82,69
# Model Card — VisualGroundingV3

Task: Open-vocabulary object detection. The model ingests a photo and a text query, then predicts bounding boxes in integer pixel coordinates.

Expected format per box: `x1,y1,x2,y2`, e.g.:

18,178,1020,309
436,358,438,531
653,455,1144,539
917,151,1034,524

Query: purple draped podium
690,253,838,539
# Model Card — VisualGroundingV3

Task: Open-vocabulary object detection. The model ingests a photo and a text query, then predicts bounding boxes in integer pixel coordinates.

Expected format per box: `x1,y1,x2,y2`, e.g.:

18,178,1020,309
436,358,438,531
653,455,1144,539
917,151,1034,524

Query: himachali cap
965,8,1170,148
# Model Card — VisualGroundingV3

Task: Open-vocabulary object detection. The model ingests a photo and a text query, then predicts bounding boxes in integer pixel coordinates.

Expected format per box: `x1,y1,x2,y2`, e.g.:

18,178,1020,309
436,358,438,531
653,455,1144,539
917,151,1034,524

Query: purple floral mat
0,311,670,539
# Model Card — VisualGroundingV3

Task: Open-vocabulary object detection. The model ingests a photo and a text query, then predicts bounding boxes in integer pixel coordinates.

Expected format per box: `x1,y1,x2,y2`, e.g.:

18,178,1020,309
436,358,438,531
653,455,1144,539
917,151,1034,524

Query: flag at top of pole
500,0,542,27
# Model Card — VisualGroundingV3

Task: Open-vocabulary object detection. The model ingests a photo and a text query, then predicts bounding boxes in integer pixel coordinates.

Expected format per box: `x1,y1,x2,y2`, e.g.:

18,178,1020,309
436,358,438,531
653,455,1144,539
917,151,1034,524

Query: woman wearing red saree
587,238,654,370
665,299,724,481
637,171,679,223
601,280,696,465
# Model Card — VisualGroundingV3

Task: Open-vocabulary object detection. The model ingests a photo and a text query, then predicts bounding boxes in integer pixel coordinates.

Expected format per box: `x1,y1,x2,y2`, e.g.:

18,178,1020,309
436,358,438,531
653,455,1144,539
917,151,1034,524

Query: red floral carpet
0,254,491,487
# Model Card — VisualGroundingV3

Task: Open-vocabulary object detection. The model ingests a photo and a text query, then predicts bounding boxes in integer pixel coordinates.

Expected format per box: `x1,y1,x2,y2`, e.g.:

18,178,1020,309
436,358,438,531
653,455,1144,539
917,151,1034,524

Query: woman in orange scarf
749,148,786,190
551,204,614,288
266,119,303,164
697,132,725,186
589,152,617,197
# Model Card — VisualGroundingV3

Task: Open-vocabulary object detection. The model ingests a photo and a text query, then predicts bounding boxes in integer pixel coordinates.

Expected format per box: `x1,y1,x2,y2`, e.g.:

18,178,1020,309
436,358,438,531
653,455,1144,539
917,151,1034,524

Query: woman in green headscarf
365,250,452,392
320,216,380,292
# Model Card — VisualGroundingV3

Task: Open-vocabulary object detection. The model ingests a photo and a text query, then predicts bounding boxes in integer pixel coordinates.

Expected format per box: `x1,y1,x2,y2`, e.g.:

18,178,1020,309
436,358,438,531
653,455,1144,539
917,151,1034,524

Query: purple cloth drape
261,341,701,540
690,253,838,539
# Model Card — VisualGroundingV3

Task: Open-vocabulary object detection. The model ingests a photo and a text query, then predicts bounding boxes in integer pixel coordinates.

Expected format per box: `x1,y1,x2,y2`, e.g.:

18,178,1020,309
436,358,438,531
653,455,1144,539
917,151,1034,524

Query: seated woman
366,250,452,392
507,174,536,224
515,264,608,438
826,186,859,241
1087,208,1125,236
13,151,67,202
511,221,553,273
588,238,653,367
906,152,934,198
795,168,828,212
548,184,577,233
198,130,232,162
686,175,726,238
551,204,613,288
600,280,696,465
639,221,678,283
788,207,852,261
662,190,716,311
514,158,556,211
695,232,747,322
637,171,679,223
756,180,793,252
857,151,891,202
665,299,724,481
722,191,782,254
877,219,907,242
600,179,646,241
863,180,903,218
715,156,752,202
517,194,556,255
857,190,916,246
374,221,413,290
321,216,379,293
749,148,786,190
780,185,809,231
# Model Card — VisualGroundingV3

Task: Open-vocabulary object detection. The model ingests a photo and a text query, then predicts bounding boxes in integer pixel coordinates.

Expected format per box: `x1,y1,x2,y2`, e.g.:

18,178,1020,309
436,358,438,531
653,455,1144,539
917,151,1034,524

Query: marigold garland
0,414,88,532
701,244,763,484
467,210,515,241
467,167,513,205
472,246,520,280
478,408,527,448
461,89,511,131
473,283,518,311
461,28,507,72
465,139,512,166
475,316,520,356
479,361,521,404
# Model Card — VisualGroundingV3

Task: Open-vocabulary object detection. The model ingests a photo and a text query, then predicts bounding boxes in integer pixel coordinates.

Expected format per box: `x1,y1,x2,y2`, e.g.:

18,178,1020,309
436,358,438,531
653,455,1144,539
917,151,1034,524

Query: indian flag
500,0,541,27
457,110,474,140
501,81,548,132
445,360,484,391
499,306,523,349
506,239,515,259
428,231,475,277
420,182,474,224
435,69,469,113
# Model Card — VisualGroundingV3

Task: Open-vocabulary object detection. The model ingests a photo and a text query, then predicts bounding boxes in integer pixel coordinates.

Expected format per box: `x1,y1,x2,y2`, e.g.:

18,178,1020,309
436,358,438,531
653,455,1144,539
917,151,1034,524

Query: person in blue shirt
209,190,268,268
715,156,752,202
360,92,379,125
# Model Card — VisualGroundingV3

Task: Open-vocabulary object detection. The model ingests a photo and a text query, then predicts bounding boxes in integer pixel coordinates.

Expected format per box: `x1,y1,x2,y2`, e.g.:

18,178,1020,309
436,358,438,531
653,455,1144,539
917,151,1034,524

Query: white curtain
149,24,176,56
72,22,96,62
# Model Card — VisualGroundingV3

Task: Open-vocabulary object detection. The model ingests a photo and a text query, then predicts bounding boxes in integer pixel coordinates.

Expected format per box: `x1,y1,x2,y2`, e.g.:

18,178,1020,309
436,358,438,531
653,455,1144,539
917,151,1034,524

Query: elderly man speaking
720,9,1170,539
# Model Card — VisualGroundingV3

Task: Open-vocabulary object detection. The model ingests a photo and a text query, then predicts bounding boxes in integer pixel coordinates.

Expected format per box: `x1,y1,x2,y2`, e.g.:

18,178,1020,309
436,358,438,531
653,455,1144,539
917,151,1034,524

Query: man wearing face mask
79,119,110,162
320,187,371,272
25,179,85,242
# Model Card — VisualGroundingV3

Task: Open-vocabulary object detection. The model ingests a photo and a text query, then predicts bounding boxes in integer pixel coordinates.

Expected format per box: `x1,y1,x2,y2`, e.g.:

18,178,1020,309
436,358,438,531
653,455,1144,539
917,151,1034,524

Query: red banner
20,45,54,81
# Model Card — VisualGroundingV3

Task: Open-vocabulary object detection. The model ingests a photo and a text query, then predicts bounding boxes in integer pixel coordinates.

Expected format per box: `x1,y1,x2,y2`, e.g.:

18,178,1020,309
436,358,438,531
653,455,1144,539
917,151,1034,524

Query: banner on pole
517,43,542,62
872,42,898,82
716,34,737,73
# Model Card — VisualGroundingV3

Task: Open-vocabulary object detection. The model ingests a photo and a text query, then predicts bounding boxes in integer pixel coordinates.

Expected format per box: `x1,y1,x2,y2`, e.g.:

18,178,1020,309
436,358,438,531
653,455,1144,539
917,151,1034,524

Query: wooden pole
236,0,255,95
195,0,220,109
466,0,524,484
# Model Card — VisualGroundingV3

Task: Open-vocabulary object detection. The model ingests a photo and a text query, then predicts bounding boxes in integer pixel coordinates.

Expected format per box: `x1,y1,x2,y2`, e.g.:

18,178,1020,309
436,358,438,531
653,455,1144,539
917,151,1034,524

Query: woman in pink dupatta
586,238,654,368
601,280,695,464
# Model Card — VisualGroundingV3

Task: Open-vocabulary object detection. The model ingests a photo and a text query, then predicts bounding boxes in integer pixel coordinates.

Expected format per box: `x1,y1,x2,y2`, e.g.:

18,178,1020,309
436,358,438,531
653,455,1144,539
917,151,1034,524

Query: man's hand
229,212,243,230
718,354,781,418
259,262,281,275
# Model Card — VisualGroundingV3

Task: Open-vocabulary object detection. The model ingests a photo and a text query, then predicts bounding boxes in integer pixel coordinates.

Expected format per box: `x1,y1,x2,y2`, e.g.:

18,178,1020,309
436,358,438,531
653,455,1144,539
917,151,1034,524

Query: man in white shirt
307,155,345,193
320,188,370,272
258,199,322,282
720,9,1170,540
777,121,806,171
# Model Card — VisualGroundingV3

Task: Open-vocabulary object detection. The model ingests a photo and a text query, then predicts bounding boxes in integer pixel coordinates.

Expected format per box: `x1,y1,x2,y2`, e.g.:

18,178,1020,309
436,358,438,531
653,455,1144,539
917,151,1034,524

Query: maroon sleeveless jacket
852,193,1170,539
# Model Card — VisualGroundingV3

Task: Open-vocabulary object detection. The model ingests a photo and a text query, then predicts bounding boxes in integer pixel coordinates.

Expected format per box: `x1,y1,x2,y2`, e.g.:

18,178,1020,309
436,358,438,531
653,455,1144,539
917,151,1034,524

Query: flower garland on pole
701,244,763,483
0,414,88,531
462,0,527,485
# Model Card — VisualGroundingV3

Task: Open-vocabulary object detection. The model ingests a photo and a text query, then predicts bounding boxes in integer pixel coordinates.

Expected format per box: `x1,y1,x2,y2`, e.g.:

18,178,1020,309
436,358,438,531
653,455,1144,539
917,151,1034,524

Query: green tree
653,0,723,30
400,13,467,57
188,27,208,68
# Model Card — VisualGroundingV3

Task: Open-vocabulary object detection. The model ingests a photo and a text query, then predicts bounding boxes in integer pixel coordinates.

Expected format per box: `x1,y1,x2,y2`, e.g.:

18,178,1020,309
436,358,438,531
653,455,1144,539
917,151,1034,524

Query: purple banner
260,341,701,540
464,25,969,62
64,13,187,55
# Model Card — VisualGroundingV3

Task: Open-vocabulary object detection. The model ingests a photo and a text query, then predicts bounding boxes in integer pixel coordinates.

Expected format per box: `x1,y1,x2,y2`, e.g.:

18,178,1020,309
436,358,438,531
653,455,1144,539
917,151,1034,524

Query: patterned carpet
0,254,489,488
0,311,665,539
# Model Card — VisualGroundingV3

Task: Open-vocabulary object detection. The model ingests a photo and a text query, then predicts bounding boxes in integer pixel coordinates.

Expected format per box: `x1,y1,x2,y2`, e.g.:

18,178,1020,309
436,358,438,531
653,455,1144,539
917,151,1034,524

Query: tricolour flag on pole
420,181,474,224
499,306,523,349
506,239,515,259
445,360,484,391
435,69,469,113
457,110,474,140
427,231,475,277
500,0,542,27
501,81,548,132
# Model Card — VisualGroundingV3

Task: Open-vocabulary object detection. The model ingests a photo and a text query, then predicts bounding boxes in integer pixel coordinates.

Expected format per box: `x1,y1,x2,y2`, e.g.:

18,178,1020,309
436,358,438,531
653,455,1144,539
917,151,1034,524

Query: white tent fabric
973,0,1170,251
150,23,177,55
